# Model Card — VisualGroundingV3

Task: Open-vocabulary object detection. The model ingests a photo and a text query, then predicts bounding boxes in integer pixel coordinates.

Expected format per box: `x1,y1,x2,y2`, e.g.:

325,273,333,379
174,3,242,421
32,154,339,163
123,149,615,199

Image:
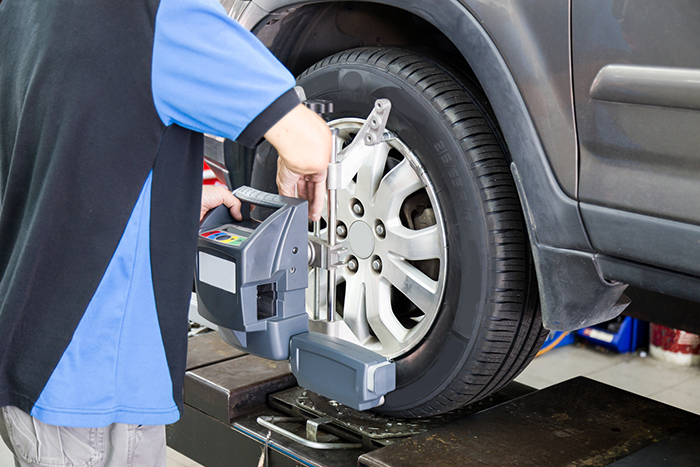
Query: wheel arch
225,0,630,331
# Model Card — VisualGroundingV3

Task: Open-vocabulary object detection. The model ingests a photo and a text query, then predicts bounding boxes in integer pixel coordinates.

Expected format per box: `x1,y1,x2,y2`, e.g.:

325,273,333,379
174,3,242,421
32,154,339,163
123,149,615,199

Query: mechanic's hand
277,158,327,222
200,185,242,222
265,104,331,221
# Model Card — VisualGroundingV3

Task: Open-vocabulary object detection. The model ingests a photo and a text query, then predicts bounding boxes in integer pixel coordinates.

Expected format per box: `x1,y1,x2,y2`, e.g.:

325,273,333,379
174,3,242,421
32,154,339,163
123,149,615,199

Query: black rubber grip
232,186,300,210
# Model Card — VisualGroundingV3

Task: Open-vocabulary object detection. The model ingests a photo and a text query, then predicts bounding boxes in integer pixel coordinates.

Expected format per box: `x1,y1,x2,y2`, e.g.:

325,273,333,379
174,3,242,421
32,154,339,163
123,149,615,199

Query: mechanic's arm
264,104,332,221
199,104,330,222
150,0,331,221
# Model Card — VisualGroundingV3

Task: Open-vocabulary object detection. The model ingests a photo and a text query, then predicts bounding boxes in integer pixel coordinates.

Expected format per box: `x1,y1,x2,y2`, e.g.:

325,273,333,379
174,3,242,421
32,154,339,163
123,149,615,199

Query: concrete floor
2,341,698,467
515,341,700,413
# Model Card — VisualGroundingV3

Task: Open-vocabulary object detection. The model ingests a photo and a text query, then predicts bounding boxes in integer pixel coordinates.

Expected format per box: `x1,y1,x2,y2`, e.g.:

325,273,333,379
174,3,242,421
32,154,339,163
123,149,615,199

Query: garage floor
1,341,698,467
515,340,700,412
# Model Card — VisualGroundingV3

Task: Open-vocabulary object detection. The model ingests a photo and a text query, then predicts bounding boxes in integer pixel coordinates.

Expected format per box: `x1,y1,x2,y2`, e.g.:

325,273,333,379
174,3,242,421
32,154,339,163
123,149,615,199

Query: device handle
232,186,304,211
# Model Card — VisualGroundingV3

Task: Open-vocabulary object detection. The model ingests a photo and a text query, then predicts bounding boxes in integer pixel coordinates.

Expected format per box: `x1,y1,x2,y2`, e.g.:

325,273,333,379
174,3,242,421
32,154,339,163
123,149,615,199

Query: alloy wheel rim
307,118,448,358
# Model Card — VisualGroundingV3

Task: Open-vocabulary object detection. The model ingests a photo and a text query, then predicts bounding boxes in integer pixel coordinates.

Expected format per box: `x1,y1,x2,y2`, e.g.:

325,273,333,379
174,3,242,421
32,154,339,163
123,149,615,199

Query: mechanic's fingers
307,171,327,221
225,197,243,221
277,158,329,221
303,176,327,222
292,173,326,221
276,158,301,198
200,185,242,221
295,179,317,221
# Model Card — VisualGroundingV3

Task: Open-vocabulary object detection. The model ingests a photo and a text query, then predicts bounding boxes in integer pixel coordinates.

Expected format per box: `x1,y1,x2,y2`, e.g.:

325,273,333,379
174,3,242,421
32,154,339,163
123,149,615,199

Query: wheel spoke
355,143,391,202
383,253,439,315
319,119,447,359
383,224,443,261
374,160,423,217
366,277,410,354
341,274,372,344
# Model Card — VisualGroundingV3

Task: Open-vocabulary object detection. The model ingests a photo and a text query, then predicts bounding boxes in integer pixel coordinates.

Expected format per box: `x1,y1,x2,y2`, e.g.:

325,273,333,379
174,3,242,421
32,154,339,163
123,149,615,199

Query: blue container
576,317,646,353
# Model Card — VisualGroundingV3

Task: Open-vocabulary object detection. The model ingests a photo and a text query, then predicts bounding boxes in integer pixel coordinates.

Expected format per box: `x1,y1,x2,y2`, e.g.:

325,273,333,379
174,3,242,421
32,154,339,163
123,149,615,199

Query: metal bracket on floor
256,416,363,450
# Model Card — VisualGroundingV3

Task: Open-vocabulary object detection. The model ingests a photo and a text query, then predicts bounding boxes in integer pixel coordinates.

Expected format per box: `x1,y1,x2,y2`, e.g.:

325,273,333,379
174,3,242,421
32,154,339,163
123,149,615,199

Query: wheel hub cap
348,221,375,259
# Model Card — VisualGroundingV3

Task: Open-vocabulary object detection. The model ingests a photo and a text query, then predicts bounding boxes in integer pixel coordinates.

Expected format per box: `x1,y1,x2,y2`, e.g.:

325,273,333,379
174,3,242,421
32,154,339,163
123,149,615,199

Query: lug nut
375,222,385,238
347,258,358,272
352,202,364,216
336,224,347,238
372,258,382,273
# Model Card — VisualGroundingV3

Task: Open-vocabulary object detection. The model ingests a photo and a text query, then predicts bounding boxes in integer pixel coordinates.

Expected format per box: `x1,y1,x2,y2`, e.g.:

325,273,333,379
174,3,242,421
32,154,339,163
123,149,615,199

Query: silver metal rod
313,220,321,320
327,128,339,322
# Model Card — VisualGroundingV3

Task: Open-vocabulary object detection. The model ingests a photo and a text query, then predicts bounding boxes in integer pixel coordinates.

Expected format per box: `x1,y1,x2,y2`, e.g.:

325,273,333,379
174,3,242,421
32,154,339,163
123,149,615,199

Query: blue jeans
0,406,166,467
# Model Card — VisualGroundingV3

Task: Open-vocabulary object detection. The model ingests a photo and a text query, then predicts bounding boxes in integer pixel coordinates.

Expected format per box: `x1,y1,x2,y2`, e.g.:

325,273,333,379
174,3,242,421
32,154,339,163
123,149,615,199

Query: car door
572,0,700,277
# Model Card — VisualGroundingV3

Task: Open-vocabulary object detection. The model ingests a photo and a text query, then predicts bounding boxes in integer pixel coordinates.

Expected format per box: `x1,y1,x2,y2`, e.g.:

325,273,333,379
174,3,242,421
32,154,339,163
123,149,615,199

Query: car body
203,0,700,415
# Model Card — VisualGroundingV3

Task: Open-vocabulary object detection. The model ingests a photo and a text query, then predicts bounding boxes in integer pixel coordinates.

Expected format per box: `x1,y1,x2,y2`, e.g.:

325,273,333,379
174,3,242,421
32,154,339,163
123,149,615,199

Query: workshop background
3,326,696,467
175,333,700,467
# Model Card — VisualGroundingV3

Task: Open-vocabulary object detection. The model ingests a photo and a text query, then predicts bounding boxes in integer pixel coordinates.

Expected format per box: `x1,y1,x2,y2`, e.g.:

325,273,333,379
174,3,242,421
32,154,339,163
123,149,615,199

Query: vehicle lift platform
167,332,700,467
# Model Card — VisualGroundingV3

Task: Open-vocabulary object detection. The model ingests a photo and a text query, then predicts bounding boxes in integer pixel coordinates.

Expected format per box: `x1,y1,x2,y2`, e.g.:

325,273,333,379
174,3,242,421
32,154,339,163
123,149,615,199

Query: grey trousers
0,406,166,467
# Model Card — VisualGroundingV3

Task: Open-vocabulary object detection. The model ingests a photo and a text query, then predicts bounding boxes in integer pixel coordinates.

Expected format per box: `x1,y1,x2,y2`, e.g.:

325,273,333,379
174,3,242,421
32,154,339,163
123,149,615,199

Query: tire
252,47,548,417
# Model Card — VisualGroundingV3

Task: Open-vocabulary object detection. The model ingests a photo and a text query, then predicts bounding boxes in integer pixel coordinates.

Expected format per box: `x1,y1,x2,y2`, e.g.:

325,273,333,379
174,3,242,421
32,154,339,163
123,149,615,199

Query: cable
536,332,570,357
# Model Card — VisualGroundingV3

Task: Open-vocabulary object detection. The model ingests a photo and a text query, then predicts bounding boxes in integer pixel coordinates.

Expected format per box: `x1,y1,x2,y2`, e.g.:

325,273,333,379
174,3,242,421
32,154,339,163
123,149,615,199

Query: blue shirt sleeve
151,0,297,142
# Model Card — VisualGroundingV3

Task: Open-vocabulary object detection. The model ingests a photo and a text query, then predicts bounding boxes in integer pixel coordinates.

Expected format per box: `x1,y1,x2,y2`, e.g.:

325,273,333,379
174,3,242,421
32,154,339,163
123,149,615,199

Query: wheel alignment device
195,96,396,411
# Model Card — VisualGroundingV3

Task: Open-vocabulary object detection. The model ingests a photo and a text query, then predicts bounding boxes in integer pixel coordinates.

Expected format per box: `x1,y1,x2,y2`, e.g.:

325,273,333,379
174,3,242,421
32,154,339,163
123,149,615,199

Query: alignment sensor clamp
196,98,397,411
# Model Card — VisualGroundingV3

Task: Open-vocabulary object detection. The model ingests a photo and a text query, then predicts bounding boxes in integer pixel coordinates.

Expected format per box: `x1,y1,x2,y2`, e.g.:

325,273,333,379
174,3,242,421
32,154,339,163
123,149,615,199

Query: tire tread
300,47,547,418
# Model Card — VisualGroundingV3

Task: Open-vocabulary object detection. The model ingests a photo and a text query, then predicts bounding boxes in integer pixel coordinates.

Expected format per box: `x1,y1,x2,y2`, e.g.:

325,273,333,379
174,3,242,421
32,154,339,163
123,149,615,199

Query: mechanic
0,0,330,465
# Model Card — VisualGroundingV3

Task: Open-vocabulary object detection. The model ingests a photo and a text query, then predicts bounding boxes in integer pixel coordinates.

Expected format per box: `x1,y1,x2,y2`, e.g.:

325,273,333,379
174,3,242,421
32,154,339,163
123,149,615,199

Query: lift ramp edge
358,376,700,467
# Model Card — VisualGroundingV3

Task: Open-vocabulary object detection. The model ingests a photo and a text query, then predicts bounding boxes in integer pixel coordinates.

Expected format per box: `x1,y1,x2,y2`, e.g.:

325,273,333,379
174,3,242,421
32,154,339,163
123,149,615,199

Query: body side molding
591,65,700,111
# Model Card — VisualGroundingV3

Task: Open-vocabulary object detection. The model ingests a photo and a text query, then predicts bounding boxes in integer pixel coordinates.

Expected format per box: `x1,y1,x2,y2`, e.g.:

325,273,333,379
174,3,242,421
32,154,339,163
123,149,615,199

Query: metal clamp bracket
307,236,347,270
256,416,362,450
326,99,392,191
